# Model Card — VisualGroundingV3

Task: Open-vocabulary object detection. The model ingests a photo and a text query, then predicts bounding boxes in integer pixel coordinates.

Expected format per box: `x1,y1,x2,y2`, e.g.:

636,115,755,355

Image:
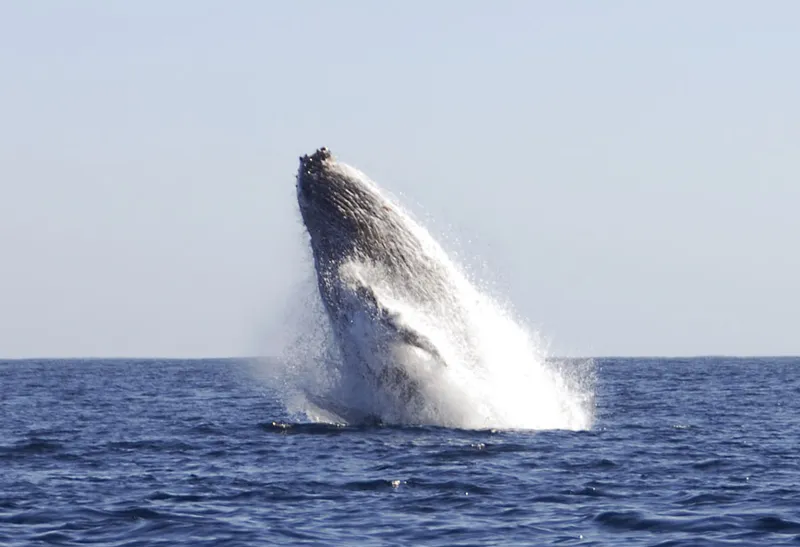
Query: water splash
258,161,595,431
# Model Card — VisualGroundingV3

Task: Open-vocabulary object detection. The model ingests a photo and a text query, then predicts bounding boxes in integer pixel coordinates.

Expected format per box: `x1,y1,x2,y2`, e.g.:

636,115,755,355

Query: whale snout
297,147,333,204
299,147,332,176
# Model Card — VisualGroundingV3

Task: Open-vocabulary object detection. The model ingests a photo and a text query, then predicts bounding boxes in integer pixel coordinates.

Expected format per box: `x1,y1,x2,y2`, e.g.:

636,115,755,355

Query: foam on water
259,160,595,431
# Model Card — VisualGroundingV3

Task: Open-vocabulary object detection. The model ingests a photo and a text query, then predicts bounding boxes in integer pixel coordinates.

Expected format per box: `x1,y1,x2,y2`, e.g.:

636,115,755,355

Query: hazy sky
2,2,798,358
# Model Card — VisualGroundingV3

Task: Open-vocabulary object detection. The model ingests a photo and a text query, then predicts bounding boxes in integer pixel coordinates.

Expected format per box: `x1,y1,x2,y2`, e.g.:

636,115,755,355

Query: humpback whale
296,148,472,419
291,148,595,429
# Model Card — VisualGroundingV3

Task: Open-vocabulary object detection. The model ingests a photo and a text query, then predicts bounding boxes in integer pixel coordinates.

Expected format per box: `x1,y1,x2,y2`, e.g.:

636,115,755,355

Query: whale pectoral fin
398,326,444,364
353,281,445,365
383,312,445,365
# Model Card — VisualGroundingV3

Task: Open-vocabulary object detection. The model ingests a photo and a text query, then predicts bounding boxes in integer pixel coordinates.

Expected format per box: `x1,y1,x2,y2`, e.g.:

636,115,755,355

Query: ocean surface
2,357,799,546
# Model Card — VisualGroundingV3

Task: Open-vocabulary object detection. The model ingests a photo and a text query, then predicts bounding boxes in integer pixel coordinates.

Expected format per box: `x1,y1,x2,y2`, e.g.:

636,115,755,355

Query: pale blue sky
1,2,798,358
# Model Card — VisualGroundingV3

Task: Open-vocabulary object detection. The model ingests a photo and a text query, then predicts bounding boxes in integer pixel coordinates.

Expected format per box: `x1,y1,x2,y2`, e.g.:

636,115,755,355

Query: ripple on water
1,358,800,546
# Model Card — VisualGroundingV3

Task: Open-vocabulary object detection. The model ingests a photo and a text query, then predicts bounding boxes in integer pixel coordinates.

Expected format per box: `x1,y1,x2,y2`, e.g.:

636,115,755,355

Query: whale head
296,147,406,269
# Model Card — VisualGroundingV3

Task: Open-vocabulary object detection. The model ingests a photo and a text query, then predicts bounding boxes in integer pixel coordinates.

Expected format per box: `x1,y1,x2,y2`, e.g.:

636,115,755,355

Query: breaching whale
292,148,595,429
296,148,472,420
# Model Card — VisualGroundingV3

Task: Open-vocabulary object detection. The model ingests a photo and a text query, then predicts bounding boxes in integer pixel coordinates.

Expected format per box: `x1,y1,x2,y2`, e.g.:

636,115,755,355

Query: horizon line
2,354,799,361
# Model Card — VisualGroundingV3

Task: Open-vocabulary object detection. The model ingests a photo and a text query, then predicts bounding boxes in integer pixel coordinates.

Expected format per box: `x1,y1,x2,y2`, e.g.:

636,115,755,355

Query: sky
1,2,798,358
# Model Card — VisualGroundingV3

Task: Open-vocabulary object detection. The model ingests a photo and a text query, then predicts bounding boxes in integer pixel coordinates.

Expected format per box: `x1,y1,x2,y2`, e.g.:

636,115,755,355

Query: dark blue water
2,357,799,546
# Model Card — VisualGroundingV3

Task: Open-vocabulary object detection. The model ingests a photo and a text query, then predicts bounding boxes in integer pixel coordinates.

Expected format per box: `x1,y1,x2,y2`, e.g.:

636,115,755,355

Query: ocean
2,357,799,546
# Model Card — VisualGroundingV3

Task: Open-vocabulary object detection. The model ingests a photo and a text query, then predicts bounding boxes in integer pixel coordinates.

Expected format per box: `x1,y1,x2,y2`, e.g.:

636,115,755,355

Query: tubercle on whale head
296,147,334,204
298,147,333,176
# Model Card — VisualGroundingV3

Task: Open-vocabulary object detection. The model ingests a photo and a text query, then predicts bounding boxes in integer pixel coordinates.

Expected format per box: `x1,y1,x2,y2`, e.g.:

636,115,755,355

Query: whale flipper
353,282,445,364
388,314,444,364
